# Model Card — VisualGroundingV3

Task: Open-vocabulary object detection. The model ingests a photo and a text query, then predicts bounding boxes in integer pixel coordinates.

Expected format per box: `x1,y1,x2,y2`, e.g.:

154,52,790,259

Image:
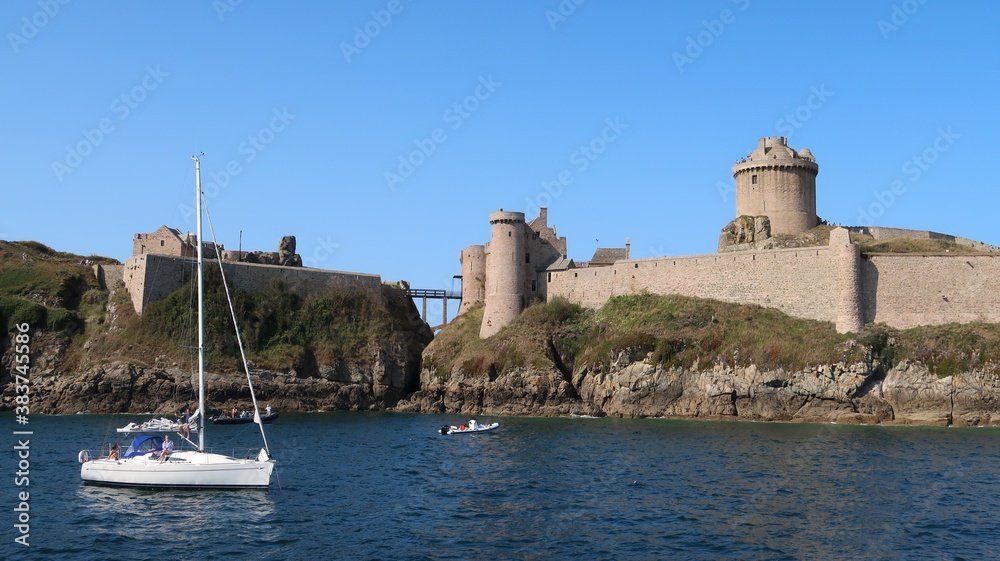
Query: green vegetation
0,241,106,334
130,268,420,373
850,233,982,255
0,241,430,377
426,293,1000,379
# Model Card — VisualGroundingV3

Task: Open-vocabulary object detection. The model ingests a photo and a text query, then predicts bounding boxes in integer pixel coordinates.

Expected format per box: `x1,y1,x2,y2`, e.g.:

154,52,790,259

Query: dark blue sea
3,412,1000,560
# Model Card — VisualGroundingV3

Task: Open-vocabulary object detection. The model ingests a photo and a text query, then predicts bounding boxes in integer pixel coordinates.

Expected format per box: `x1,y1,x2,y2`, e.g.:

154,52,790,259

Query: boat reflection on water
75,484,279,543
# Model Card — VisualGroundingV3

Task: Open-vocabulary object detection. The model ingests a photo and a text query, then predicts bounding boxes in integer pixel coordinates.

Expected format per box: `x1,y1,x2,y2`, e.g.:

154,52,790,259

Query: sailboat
79,156,276,489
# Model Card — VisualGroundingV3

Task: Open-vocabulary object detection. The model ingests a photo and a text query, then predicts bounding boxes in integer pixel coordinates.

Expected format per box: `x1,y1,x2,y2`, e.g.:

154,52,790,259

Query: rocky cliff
398,355,1000,426
0,241,432,415
397,296,1000,426
5,241,1000,426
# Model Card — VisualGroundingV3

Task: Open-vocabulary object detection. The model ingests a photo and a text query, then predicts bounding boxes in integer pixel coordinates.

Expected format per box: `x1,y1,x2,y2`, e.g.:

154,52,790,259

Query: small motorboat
212,412,279,425
440,419,499,435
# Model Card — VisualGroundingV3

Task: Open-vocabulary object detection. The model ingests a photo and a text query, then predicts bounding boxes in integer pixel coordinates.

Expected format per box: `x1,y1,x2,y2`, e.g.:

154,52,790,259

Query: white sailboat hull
80,451,274,489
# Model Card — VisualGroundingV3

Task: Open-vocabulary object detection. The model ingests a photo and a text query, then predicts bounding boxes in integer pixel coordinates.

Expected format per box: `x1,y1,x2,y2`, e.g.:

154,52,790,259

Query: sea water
3,412,999,560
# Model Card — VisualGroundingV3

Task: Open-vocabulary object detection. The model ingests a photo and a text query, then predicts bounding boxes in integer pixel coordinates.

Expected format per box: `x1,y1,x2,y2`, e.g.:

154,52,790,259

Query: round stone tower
458,245,486,316
732,136,818,235
480,210,526,339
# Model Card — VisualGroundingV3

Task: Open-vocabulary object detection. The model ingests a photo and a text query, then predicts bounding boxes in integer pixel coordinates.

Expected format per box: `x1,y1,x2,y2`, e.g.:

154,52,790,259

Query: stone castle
461,136,1000,338
102,226,383,315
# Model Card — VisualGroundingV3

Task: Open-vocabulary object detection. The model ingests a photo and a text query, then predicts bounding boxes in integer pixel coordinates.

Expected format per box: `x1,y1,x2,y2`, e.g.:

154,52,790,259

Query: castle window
547,272,551,282
160,240,165,246
752,174,758,185
525,253,530,264
531,280,536,292
508,232,511,237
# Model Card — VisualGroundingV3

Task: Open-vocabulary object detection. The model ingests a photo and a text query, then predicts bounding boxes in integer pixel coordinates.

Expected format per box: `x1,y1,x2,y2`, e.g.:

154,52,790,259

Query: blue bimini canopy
123,435,163,459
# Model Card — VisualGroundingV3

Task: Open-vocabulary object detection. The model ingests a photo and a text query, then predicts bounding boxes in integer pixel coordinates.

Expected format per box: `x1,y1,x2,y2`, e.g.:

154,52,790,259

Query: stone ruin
235,235,303,267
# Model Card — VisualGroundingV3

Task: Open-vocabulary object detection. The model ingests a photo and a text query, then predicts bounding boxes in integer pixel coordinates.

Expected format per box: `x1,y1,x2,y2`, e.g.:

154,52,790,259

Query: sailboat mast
194,155,206,453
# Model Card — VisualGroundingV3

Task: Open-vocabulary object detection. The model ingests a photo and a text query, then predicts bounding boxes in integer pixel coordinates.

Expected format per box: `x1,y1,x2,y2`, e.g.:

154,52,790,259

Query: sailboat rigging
79,155,275,489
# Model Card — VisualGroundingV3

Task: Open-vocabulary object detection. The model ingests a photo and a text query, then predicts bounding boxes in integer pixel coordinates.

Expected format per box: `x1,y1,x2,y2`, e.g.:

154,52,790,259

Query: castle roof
589,248,628,266
542,257,574,271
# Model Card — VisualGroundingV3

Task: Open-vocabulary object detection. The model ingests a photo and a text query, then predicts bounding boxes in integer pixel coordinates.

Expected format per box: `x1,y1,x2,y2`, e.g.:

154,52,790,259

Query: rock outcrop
236,235,303,266
6,344,426,415
718,215,773,252
277,235,302,267
398,353,1000,426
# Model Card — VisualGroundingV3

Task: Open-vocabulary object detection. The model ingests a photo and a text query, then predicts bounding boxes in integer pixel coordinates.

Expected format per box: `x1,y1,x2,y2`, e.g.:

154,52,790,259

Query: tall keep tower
732,136,818,235
480,210,527,338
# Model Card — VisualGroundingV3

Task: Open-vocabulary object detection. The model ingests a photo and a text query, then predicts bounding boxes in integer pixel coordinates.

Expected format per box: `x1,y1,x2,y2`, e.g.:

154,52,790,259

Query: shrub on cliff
0,296,47,331
135,266,419,374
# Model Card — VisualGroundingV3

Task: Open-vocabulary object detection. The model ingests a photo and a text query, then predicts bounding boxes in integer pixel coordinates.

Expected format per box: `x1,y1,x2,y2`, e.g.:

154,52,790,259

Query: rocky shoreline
396,354,1000,427
8,351,1000,427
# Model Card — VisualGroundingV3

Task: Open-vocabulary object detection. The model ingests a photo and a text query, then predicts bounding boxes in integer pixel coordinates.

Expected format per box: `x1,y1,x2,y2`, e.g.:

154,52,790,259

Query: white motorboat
80,156,275,489
440,419,500,435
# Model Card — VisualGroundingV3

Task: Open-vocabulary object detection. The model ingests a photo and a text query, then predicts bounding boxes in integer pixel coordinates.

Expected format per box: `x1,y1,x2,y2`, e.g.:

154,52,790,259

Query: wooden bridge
406,288,461,330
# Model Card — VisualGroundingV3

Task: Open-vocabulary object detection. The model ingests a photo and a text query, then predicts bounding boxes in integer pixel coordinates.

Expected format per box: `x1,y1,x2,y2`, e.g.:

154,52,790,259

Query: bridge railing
406,289,461,299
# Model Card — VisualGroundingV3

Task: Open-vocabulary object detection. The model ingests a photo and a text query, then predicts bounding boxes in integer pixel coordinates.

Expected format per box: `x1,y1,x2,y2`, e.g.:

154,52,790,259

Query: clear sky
4,1,998,317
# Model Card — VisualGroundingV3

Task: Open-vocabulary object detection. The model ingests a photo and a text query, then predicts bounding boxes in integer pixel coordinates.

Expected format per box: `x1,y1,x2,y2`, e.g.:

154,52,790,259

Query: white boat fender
78,450,90,463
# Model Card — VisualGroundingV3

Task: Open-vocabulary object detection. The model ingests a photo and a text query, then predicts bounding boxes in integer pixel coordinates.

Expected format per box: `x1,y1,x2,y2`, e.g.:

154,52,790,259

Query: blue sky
4,1,998,315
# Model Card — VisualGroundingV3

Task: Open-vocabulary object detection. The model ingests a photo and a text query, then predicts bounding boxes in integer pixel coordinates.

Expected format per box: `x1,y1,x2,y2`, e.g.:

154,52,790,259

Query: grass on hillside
0,241,111,332
2,240,430,377
428,293,1000,379
850,233,983,255
117,268,422,375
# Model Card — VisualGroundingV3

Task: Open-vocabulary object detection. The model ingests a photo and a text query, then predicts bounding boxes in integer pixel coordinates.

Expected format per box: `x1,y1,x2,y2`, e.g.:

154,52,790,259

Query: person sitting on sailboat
179,408,192,439
155,434,174,463
106,444,119,461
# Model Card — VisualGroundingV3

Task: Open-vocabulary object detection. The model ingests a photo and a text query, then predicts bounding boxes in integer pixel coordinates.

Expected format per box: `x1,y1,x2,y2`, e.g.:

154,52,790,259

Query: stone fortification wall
547,246,841,325
125,253,382,314
94,264,125,290
862,254,1000,328
852,226,1000,253
123,254,192,314
546,244,1000,333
